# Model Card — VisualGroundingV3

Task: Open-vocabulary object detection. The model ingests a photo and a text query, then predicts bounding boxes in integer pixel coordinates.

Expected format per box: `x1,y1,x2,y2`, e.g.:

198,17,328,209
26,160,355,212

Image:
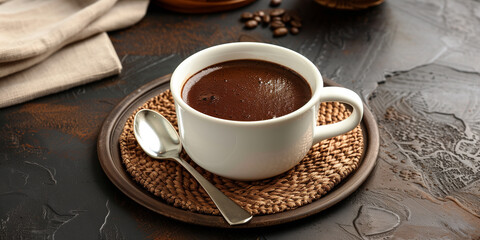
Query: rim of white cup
170,42,323,126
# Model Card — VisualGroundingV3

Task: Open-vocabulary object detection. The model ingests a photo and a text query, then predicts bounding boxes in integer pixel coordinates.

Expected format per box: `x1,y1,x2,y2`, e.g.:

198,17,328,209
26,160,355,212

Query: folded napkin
0,0,149,108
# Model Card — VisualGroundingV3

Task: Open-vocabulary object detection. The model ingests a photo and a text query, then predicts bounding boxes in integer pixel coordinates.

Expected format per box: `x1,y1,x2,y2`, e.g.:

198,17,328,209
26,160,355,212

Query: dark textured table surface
1,0,480,239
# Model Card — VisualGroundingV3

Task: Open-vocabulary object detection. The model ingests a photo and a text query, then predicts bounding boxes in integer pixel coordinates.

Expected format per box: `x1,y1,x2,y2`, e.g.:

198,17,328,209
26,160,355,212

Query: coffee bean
273,27,288,37
245,19,258,29
272,16,282,22
255,10,265,17
262,15,271,24
253,16,262,22
290,27,300,35
270,8,285,17
270,20,285,29
241,12,254,21
290,20,302,28
282,14,291,23
270,0,282,7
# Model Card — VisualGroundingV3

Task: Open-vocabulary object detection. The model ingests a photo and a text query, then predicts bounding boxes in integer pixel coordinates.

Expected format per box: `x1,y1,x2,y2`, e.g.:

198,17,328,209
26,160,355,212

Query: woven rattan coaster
119,90,363,216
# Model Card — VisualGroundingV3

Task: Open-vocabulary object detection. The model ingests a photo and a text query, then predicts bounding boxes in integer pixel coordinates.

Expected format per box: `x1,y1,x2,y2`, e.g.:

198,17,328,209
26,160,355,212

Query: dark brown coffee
181,59,311,121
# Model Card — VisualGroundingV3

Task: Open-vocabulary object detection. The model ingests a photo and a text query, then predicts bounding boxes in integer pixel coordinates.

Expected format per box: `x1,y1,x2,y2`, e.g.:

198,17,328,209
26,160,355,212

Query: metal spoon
133,109,252,225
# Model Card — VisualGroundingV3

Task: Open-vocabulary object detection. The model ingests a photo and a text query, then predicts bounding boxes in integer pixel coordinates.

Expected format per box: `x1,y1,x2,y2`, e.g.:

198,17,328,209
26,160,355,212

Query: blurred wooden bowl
314,0,384,10
154,0,258,13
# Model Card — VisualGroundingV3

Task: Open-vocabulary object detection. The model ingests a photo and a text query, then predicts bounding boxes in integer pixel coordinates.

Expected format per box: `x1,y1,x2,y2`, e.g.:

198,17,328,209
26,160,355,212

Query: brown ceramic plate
97,74,379,228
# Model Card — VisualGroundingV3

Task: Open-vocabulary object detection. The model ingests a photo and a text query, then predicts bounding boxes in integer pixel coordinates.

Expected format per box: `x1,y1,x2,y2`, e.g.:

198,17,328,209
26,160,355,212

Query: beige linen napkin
0,0,149,108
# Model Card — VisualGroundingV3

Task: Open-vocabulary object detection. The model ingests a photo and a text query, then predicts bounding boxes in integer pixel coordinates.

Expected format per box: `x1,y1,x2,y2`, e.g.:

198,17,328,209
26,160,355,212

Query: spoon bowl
133,109,252,225
133,110,181,159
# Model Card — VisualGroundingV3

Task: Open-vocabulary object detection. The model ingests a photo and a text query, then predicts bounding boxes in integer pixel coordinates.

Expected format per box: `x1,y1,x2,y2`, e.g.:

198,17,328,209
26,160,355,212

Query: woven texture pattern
119,90,363,216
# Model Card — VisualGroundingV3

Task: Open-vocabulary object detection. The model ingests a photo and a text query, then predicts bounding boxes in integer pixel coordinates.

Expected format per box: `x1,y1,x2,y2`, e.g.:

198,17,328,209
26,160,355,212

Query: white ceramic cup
170,42,363,181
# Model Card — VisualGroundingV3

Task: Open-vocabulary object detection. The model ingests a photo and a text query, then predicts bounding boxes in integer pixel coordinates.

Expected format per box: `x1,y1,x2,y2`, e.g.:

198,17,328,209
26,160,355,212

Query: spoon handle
172,156,253,225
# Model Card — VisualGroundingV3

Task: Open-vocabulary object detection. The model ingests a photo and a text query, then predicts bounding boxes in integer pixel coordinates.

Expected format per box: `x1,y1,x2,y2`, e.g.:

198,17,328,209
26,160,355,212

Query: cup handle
313,87,364,144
